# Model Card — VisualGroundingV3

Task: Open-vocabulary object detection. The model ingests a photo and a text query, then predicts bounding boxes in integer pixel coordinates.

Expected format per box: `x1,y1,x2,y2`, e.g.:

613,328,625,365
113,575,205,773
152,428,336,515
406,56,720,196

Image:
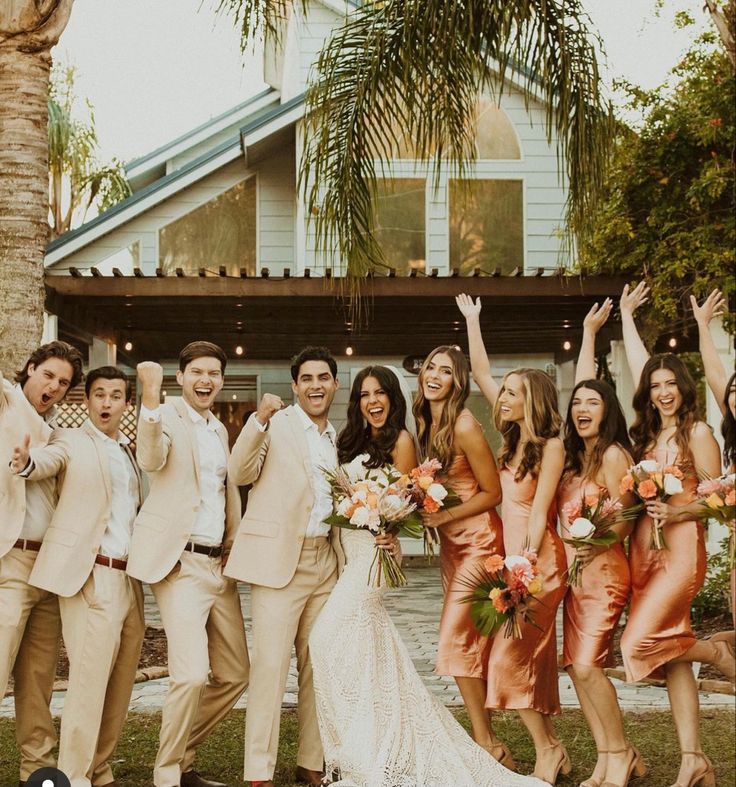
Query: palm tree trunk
0,0,73,376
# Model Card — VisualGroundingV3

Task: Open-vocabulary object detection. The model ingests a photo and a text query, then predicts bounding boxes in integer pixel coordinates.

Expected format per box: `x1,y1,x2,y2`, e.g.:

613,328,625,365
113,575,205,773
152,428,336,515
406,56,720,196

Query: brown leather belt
95,554,128,570
184,541,223,558
13,538,43,552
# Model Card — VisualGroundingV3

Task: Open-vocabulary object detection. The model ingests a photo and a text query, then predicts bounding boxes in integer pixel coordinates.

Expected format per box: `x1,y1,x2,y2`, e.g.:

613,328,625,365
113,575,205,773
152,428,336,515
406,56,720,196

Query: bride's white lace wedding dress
309,525,548,787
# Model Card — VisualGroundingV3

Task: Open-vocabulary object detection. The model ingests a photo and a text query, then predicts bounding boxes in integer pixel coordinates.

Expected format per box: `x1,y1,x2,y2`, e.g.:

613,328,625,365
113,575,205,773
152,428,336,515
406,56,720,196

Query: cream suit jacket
24,421,143,597
127,397,241,584
224,405,345,588
0,370,54,558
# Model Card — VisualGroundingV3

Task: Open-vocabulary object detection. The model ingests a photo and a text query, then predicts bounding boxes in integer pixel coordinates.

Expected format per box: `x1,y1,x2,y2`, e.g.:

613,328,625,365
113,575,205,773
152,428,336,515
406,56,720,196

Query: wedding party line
1,283,734,787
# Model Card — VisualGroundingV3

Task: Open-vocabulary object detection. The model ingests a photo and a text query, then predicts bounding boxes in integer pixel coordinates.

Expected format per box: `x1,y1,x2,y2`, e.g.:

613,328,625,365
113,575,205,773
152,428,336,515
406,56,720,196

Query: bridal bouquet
619,460,685,550
323,456,423,587
460,549,542,639
697,473,735,569
400,458,460,560
561,491,634,586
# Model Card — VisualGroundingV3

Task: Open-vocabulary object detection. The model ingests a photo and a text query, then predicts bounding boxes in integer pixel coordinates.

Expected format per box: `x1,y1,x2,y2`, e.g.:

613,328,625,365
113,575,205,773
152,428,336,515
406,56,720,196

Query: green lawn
1,709,734,786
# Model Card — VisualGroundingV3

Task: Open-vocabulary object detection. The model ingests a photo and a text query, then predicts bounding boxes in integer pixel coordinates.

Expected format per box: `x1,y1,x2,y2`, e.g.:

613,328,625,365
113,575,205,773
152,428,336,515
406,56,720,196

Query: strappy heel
534,741,572,785
667,752,716,787
600,746,648,787
481,741,517,772
579,750,608,787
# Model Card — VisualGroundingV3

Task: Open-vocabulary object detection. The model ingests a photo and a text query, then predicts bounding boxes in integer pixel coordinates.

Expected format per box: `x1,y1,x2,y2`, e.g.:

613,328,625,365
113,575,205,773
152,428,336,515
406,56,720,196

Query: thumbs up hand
10,433,32,474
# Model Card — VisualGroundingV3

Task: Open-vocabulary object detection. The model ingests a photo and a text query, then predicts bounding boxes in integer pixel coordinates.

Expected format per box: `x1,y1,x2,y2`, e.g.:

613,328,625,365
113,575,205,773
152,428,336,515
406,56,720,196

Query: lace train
309,527,547,787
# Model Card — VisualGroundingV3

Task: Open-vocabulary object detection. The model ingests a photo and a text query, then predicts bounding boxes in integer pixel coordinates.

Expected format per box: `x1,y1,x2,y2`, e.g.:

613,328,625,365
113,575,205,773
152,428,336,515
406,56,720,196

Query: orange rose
483,554,505,573
663,465,683,479
423,496,440,513
637,479,658,499
619,474,634,495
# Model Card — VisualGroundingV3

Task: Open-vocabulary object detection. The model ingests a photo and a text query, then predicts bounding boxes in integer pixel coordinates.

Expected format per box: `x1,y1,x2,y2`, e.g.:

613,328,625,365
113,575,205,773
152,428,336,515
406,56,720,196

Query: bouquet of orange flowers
697,473,735,569
400,458,459,560
561,491,636,586
323,456,423,587
460,549,543,639
619,459,685,550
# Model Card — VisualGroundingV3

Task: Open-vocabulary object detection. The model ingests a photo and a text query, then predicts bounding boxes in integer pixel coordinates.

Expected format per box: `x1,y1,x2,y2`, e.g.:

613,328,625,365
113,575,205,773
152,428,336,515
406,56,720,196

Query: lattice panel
55,401,138,449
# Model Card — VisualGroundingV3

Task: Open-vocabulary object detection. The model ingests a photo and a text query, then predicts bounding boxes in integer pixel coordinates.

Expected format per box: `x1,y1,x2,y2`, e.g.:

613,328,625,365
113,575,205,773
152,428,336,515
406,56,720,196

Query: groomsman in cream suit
10,366,144,787
130,341,249,787
227,346,370,787
0,341,84,786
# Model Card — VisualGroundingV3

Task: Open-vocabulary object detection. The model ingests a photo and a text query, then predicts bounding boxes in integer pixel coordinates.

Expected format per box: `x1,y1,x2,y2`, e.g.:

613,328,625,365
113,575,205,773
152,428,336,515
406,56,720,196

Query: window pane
374,179,426,274
475,99,521,159
96,242,140,275
449,180,523,274
159,178,256,276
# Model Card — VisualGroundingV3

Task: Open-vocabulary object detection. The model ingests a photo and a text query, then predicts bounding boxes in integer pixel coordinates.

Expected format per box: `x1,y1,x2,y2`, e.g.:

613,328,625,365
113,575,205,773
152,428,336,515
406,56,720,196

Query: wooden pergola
44,270,694,364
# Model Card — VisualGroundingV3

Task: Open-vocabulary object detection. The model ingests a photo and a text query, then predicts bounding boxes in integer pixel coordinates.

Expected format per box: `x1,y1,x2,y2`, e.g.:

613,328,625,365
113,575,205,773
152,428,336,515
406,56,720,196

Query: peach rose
725,490,736,506
637,479,658,499
484,554,505,574
619,474,634,495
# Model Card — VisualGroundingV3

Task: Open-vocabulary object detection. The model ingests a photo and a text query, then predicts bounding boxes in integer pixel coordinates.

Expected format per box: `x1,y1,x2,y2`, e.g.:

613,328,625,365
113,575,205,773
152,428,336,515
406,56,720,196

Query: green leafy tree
48,64,131,240
578,20,735,335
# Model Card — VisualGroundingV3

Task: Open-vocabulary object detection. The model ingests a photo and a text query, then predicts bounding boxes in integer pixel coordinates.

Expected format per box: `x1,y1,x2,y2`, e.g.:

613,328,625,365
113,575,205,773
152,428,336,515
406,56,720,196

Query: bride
309,365,548,787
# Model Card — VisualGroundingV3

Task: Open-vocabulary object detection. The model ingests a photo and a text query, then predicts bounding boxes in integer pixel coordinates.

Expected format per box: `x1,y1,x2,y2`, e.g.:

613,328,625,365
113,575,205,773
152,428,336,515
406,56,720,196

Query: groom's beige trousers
245,537,337,781
152,551,250,787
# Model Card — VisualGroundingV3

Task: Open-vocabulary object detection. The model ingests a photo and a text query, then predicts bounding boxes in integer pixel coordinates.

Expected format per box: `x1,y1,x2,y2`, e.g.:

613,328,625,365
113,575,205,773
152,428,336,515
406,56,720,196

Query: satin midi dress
558,475,630,669
485,465,567,715
435,431,504,679
620,448,706,682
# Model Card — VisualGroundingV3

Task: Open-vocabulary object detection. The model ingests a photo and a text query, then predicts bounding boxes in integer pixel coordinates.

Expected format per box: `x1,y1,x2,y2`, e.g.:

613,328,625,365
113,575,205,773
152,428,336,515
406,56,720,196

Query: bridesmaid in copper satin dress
458,294,571,786
558,303,646,787
412,346,513,767
619,282,733,787
692,289,736,635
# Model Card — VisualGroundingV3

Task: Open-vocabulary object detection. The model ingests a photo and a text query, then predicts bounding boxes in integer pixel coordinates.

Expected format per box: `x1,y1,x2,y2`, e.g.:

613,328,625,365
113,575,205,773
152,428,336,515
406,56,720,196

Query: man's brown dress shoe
295,765,326,786
180,771,228,787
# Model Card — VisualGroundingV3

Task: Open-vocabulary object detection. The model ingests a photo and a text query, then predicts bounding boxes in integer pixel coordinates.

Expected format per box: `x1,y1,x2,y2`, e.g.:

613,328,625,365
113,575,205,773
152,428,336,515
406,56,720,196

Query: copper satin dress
620,448,706,682
485,464,567,715
558,475,630,668
435,423,504,679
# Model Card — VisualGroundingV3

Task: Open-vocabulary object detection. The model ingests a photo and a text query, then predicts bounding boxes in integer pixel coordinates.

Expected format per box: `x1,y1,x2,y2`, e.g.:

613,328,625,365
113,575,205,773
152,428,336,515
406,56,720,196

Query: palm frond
301,0,614,311
215,0,308,49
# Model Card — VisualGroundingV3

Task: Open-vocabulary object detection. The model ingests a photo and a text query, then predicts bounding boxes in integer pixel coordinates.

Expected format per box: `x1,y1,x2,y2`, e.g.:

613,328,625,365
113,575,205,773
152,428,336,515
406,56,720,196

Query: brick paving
2,564,734,717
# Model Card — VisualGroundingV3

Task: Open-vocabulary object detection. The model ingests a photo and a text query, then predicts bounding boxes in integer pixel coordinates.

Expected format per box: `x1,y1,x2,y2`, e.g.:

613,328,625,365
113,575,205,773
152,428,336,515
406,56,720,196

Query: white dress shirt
140,400,227,546
18,385,56,542
293,403,337,538
86,420,139,559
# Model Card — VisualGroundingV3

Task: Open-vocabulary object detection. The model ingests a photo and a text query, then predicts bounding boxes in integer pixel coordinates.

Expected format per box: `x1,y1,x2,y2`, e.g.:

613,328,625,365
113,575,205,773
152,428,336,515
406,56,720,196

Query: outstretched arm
576,298,612,384
691,289,728,415
619,282,650,388
456,294,500,406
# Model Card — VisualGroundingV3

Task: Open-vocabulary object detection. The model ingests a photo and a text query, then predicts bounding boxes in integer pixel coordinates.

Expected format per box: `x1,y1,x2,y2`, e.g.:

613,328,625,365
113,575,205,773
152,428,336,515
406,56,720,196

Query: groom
225,346,342,787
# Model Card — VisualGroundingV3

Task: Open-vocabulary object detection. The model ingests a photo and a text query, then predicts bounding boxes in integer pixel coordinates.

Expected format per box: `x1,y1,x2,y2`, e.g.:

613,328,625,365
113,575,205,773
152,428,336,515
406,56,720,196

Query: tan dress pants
0,546,60,780
244,537,337,781
57,564,145,787
152,551,249,787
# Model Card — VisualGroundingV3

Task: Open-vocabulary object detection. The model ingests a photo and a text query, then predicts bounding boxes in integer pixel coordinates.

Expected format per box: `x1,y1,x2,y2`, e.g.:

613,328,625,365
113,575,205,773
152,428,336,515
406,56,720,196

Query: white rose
638,460,659,474
352,490,367,504
504,554,533,573
569,517,596,539
663,474,683,495
427,483,448,503
345,454,370,483
350,506,370,528
336,497,353,517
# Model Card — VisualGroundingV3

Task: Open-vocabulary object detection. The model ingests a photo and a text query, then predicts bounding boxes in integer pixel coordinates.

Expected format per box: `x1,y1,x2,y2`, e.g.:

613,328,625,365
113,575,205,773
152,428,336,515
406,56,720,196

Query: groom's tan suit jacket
224,405,345,586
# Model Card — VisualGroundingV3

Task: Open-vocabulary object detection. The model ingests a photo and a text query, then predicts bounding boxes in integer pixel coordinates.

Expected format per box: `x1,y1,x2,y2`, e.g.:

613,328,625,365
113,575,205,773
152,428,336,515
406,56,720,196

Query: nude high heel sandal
579,750,608,787
600,746,648,787
482,741,517,772
535,742,572,785
667,752,716,787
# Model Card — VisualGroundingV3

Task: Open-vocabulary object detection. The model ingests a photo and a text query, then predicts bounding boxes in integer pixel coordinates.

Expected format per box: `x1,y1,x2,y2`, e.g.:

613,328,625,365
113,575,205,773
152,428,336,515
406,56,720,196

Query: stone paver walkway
2,565,734,717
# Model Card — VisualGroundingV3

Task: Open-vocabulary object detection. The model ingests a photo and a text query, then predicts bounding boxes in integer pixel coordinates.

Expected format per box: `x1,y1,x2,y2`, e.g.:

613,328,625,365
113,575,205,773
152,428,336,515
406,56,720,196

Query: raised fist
10,433,31,474
136,362,164,392
256,393,284,426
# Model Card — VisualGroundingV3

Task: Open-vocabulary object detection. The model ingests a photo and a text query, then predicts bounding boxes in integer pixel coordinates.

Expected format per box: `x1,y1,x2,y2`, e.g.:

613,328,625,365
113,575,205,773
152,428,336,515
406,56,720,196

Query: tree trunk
0,0,74,376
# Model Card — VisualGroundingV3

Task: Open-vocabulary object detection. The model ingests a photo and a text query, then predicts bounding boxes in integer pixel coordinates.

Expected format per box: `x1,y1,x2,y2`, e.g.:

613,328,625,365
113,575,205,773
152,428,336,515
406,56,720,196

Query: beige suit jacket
24,421,143,597
0,370,54,558
224,405,345,588
127,397,241,584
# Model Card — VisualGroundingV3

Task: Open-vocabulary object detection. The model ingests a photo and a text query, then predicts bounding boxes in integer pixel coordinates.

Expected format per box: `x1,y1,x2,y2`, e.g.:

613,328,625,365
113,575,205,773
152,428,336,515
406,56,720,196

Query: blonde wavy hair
495,367,562,481
413,346,470,469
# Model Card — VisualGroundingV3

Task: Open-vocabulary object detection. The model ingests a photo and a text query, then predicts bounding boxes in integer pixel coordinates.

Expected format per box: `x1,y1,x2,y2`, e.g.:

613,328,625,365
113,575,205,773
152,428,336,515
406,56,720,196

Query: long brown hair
630,353,700,465
413,346,469,469
495,368,562,481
